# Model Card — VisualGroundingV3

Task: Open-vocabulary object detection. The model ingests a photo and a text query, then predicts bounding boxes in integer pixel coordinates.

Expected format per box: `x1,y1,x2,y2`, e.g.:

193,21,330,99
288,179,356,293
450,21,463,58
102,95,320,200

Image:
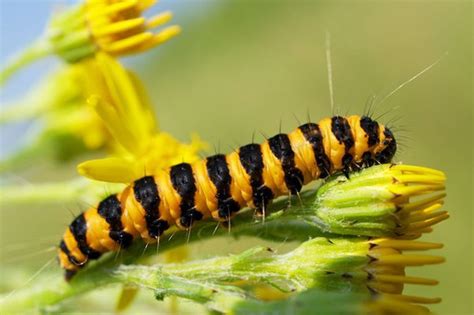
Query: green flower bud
307,164,448,237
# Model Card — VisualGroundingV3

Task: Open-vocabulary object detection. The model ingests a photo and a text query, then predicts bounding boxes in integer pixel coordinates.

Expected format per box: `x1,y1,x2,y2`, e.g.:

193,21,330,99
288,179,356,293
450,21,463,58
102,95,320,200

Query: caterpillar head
376,128,397,163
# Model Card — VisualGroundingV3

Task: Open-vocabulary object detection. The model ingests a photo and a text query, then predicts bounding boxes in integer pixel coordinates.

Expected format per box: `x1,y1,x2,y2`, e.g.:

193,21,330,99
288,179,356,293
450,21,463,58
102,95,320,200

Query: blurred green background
1,0,472,314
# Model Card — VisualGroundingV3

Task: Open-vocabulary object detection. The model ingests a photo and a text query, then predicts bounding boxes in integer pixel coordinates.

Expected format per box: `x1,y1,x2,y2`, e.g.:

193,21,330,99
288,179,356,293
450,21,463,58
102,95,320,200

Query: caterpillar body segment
59,115,396,279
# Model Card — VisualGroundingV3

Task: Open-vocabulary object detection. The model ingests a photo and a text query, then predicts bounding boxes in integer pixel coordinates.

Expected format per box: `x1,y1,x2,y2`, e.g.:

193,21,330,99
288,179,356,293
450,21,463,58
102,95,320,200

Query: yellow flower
43,60,113,150
77,52,207,183
1,51,204,176
50,0,181,62
1,0,180,83
1,61,110,173
84,0,180,56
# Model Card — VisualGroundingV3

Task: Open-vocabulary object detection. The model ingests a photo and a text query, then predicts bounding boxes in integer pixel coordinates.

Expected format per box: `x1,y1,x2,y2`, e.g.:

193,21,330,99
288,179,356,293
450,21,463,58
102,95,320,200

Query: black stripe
331,116,354,152
268,134,304,194
331,116,355,172
238,144,274,209
133,176,168,238
69,213,102,260
59,240,71,256
97,195,133,248
206,154,241,219
170,163,202,228
361,151,375,167
359,116,380,147
375,128,396,164
299,123,331,178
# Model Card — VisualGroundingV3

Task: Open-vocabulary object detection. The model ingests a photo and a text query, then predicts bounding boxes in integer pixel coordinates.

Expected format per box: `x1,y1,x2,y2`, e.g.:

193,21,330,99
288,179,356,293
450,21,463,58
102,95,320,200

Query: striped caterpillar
59,115,396,279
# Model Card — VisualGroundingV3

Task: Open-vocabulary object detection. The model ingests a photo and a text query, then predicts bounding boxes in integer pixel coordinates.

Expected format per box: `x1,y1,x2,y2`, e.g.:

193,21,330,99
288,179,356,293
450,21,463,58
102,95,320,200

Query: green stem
0,39,53,86
0,235,371,313
0,178,123,206
119,238,370,293
123,272,249,313
0,137,52,174
0,101,42,124
0,194,327,312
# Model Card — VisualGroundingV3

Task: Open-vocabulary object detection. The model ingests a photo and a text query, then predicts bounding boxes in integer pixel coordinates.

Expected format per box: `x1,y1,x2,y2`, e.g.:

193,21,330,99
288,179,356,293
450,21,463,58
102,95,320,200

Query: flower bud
311,164,448,238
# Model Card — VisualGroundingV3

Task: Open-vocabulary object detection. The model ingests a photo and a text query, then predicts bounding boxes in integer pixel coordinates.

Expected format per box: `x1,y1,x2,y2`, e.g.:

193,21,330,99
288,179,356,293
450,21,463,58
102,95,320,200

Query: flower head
49,0,181,62
308,164,448,238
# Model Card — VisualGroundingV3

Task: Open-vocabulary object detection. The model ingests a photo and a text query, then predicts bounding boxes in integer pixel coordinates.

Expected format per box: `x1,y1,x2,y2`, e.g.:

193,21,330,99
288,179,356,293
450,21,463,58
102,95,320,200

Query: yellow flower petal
93,17,146,37
77,157,138,184
137,0,157,11
85,0,137,20
89,95,141,154
46,0,180,62
146,11,173,29
94,53,156,153
102,32,154,54
135,26,181,53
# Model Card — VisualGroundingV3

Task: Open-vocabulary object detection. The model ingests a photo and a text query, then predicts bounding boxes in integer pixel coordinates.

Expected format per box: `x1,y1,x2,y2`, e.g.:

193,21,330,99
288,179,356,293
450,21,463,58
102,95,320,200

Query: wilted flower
1,0,180,84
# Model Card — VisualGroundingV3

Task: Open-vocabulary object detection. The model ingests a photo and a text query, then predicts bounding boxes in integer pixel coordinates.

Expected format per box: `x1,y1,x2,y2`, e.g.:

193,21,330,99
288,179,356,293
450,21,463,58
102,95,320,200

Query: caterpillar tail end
64,269,77,281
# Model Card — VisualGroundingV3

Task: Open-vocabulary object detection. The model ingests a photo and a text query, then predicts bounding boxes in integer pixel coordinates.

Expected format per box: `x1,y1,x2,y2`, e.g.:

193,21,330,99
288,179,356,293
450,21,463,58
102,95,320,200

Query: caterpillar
59,115,396,279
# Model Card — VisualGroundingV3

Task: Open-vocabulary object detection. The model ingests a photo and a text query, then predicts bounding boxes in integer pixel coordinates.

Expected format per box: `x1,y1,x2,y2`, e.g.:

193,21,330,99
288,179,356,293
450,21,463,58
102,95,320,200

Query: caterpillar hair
58,115,396,280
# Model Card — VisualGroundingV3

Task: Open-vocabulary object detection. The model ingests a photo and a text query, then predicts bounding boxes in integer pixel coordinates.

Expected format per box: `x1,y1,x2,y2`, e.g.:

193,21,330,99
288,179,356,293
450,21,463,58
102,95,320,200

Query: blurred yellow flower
1,52,206,202
77,52,207,183
1,0,189,171
51,0,181,62
85,0,180,56
1,0,180,83
0,62,110,172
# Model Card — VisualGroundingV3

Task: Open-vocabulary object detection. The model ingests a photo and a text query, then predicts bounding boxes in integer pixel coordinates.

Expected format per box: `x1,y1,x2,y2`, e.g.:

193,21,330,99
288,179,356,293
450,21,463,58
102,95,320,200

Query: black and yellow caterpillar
59,115,396,279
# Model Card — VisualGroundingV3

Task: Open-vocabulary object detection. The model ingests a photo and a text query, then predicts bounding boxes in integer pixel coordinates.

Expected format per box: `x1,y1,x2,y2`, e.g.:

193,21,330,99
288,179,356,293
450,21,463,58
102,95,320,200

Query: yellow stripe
347,115,369,162
374,124,387,155
192,160,215,218
63,228,87,264
319,117,343,170
58,250,78,271
288,128,317,183
260,141,286,195
155,169,182,227
121,185,148,240
227,151,253,207
85,207,118,252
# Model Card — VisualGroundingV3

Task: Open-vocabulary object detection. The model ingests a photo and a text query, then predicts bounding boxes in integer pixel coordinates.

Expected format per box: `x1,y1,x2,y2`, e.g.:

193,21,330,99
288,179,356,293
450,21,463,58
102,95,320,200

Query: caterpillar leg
342,154,354,178
287,191,292,209
293,191,305,208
